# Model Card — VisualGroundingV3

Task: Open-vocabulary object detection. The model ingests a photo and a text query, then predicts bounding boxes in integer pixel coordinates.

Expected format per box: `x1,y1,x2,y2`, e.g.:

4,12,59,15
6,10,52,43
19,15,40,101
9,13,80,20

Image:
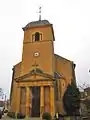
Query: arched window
32,32,42,42
35,32,40,41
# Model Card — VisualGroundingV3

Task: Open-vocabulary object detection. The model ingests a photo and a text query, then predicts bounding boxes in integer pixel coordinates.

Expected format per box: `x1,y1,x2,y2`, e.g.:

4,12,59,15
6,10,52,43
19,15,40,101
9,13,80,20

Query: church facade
10,20,76,117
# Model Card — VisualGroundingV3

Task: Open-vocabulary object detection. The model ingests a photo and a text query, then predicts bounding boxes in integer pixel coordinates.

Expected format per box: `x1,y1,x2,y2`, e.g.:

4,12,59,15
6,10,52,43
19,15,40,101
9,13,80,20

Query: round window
34,52,40,57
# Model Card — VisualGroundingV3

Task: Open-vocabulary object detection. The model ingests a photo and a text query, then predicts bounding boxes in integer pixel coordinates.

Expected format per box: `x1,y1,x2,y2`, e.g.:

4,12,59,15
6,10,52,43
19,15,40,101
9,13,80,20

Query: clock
34,52,40,57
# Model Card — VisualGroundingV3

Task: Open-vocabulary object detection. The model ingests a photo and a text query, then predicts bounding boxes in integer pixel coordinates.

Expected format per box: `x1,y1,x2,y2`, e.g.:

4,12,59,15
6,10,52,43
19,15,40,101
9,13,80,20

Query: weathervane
39,6,41,21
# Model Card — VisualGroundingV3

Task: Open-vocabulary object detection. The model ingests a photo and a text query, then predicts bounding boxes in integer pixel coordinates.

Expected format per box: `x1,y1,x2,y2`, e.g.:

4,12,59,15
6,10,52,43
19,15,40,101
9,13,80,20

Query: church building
10,19,76,117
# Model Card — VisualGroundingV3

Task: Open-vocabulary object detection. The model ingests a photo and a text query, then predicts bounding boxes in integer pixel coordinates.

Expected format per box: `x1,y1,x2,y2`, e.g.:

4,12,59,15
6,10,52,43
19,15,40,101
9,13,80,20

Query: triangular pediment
15,68,54,82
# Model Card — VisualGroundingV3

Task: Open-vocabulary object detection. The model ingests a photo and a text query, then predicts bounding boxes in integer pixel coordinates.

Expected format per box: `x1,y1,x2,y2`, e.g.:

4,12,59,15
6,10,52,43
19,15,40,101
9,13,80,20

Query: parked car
0,106,4,115
4,109,8,113
0,110,2,119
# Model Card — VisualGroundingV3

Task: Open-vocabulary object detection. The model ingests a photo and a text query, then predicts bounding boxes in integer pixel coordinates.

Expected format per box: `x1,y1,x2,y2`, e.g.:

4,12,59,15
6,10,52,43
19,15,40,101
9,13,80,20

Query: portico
16,83,55,117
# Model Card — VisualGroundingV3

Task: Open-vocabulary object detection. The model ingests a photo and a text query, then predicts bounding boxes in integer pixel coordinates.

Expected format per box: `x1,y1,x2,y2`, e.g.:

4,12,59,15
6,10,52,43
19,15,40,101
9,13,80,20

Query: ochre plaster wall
14,62,21,79
55,55,74,85
10,81,17,112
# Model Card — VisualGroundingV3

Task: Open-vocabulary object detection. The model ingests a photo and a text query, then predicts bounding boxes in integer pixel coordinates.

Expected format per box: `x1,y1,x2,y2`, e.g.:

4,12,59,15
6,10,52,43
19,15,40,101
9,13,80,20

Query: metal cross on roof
32,61,39,67
39,6,41,21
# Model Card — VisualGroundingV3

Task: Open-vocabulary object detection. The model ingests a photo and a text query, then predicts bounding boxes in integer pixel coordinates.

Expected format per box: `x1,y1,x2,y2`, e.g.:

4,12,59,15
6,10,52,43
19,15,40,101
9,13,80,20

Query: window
32,32,42,42
35,32,40,41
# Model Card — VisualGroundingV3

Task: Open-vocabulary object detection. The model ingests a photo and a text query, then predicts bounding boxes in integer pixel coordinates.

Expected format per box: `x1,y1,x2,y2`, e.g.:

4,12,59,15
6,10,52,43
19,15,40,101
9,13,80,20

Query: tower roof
22,20,51,31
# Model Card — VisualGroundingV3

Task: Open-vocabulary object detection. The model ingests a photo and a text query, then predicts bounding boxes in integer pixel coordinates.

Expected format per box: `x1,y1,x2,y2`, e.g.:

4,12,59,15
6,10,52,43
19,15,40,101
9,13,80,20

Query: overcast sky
0,0,90,99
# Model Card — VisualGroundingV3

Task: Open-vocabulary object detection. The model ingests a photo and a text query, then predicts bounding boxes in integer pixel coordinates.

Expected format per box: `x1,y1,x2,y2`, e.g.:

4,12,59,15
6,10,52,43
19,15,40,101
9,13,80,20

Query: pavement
0,112,41,120
0,115,41,120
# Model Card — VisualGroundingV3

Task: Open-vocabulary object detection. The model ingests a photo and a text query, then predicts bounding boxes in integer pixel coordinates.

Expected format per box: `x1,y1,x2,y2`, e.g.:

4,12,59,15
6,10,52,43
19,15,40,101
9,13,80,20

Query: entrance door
31,86,40,117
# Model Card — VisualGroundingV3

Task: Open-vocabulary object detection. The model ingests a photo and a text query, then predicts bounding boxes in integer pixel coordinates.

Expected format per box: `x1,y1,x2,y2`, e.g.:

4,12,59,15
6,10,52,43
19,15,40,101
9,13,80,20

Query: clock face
34,52,40,57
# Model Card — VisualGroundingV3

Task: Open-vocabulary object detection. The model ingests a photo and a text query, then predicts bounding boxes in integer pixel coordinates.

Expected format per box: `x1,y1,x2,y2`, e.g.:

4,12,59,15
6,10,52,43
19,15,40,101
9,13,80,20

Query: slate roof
23,20,51,30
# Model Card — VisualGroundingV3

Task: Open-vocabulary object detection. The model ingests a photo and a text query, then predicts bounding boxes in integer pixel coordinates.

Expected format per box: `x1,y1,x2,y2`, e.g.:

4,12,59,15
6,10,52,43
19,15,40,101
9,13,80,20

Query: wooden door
31,86,40,117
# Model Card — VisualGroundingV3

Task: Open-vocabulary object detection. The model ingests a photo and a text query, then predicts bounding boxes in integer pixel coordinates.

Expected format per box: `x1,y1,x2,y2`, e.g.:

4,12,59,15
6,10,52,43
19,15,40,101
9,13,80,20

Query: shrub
7,112,25,119
7,112,15,118
17,112,25,119
42,112,52,120
63,83,80,116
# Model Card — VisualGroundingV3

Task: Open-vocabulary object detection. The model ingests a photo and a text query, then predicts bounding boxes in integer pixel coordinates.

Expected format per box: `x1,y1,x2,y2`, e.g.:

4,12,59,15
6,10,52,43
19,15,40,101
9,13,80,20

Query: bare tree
0,88,3,98
78,82,90,91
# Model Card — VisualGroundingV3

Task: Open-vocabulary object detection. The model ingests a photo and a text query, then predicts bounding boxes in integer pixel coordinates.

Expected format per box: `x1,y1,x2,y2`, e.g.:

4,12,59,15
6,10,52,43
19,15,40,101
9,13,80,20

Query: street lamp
2,94,7,110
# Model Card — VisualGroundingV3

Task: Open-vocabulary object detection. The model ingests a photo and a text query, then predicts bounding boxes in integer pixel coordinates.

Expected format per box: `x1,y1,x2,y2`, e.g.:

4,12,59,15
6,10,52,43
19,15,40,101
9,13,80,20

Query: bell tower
21,20,55,75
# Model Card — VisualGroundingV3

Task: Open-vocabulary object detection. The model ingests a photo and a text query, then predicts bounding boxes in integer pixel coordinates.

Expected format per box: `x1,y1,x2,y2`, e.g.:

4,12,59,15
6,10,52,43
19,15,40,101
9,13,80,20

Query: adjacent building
80,87,90,119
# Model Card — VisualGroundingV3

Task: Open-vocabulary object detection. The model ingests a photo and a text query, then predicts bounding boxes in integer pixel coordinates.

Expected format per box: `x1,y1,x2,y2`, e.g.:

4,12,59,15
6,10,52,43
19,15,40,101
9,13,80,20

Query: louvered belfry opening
35,32,40,41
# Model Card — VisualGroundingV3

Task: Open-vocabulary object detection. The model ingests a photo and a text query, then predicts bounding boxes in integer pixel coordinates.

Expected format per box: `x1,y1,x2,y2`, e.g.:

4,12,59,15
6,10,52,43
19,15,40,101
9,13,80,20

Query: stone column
40,86,44,117
26,87,30,117
50,86,55,117
16,86,20,113
29,87,32,116
57,80,60,100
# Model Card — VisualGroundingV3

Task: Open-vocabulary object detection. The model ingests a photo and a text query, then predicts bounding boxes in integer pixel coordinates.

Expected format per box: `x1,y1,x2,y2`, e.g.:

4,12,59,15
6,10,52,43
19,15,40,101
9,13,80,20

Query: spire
39,6,41,21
